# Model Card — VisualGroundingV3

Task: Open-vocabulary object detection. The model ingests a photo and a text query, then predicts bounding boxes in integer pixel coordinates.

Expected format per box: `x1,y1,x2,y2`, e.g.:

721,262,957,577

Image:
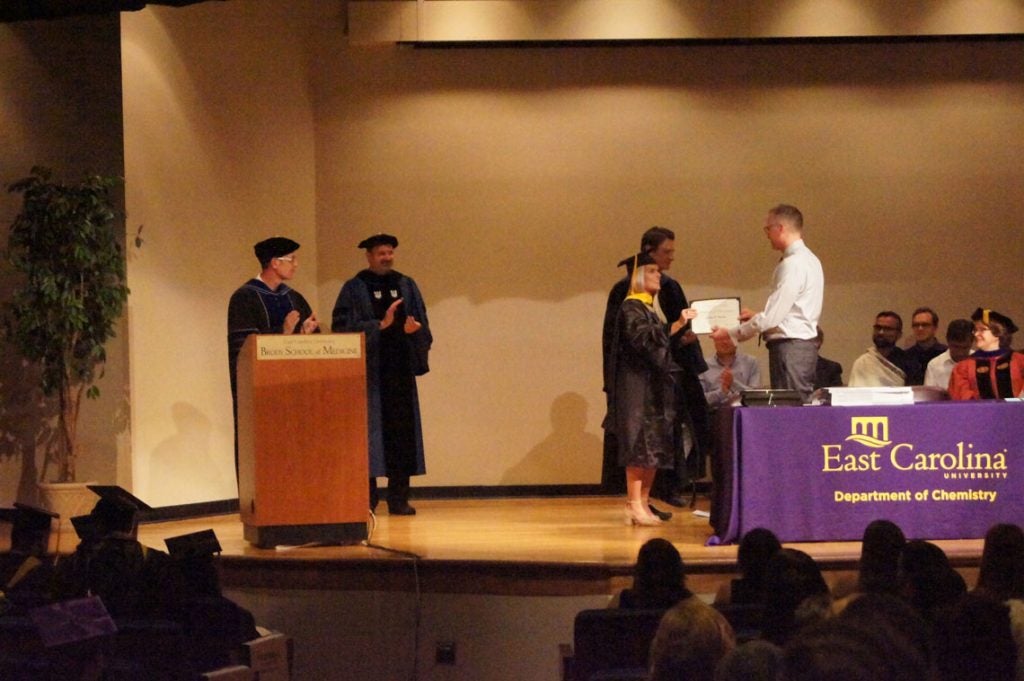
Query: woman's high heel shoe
625,501,662,526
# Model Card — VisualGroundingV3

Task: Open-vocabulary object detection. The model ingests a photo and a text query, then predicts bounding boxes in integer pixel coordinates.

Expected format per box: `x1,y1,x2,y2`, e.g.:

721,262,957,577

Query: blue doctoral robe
331,270,431,478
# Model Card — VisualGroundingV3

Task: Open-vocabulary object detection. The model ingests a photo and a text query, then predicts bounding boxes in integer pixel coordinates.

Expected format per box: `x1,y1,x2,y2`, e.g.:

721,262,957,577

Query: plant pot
37,480,98,554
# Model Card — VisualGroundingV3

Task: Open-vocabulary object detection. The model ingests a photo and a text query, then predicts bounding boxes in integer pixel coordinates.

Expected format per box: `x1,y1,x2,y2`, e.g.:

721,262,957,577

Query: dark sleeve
661,277,707,375
227,288,268,393
620,300,677,374
404,277,432,376
331,279,380,338
602,280,628,393
288,290,319,334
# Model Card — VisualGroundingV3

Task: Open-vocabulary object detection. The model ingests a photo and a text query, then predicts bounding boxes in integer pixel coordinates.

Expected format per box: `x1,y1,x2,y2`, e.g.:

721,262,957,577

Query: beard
873,336,896,351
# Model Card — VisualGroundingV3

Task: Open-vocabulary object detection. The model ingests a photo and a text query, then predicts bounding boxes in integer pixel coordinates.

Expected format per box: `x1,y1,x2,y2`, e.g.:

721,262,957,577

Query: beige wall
0,15,127,505
122,3,322,505
314,37,1024,488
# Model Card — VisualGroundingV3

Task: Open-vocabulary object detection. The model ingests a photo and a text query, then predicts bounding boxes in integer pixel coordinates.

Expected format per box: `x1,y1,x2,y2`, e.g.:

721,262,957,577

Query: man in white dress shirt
710,204,824,401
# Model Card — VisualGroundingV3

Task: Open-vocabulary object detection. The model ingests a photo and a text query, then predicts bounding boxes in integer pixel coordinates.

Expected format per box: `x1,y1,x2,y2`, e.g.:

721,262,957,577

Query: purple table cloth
709,401,1023,544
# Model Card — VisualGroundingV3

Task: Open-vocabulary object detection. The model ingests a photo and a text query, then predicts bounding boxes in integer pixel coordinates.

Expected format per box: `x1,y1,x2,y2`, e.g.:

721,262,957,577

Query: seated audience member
700,334,762,409
52,487,174,619
949,307,1024,400
714,640,782,681
0,503,58,615
897,540,966,624
760,548,831,646
782,602,931,681
848,311,916,387
812,327,843,390
162,530,259,672
924,318,974,390
832,519,906,604
974,522,1024,603
612,537,694,610
648,597,736,681
714,527,782,605
932,593,1018,681
903,307,946,385
838,592,932,666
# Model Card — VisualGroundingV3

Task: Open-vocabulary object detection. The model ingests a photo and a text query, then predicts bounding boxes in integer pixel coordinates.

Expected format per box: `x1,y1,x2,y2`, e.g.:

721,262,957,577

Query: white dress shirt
731,238,823,343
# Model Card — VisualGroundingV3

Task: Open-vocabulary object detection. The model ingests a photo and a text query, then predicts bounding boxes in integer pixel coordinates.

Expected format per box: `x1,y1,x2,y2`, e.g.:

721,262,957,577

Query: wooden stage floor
134,495,985,597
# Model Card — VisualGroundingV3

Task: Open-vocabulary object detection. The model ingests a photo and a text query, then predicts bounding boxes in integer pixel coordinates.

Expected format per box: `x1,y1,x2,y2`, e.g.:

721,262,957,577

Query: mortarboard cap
165,529,222,559
357,233,398,250
87,485,150,511
12,502,59,534
971,307,1018,335
253,237,300,263
617,251,657,277
86,485,151,533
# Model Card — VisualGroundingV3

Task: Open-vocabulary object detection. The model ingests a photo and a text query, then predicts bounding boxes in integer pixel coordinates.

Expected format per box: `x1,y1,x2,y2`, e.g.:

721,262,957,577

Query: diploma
690,297,741,334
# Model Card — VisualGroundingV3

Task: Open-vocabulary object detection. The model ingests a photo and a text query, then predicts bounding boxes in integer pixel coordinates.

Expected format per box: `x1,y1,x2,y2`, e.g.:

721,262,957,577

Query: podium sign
237,333,369,547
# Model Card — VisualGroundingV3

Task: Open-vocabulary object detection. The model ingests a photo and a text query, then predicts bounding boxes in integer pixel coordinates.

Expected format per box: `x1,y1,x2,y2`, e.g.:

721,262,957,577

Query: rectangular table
709,400,1024,545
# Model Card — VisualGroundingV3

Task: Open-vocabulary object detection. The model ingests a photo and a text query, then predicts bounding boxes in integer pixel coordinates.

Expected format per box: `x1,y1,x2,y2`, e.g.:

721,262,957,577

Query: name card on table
256,335,361,361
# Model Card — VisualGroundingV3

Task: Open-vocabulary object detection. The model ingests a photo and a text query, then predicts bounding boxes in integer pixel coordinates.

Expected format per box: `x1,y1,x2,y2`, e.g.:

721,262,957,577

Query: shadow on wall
501,391,601,484
0,346,55,501
147,401,233,505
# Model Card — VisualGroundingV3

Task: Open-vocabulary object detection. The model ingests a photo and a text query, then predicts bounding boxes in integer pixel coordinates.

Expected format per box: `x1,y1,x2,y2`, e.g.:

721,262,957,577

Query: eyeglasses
911,322,934,328
873,325,900,333
275,255,297,264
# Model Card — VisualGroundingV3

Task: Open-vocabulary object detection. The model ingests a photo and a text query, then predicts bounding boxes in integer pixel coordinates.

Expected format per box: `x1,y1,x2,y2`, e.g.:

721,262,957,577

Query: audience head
838,592,932,664
648,598,736,681
760,548,830,645
932,593,1018,681
975,522,1024,602
897,540,966,621
782,611,930,681
715,640,782,681
944,318,975,362
872,311,903,350
634,538,686,594
737,527,782,587
857,519,906,595
7,503,57,556
971,307,1017,351
909,307,939,345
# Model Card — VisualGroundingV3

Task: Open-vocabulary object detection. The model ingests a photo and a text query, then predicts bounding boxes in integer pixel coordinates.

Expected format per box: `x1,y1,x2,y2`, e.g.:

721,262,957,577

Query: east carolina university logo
822,416,1008,474
845,416,891,448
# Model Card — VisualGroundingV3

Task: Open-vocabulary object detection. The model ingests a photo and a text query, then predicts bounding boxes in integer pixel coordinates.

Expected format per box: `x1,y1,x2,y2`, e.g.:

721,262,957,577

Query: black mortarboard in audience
1,503,58,553
357,233,398,250
253,236,300,263
165,529,222,559
86,485,150,535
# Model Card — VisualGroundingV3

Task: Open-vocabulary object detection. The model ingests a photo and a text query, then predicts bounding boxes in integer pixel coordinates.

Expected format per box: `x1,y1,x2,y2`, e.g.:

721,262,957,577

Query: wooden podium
236,333,369,547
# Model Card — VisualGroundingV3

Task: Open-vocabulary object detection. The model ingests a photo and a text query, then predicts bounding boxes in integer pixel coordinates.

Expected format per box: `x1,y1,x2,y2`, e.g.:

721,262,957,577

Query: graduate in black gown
332,233,432,515
226,237,319,472
0,503,58,615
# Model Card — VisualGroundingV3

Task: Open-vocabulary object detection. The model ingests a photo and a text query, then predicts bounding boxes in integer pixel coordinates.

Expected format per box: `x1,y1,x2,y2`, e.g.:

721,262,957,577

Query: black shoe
660,494,688,508
648,504,673,521
388,503,416,516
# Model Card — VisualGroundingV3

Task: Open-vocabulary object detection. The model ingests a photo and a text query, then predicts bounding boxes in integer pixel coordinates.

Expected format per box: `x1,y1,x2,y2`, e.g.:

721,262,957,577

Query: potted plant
4,166,129,487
